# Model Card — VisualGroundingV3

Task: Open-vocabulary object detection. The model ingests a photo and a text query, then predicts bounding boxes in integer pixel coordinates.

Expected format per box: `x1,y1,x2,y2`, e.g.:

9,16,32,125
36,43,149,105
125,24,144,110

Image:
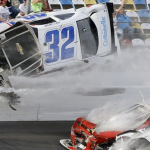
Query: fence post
25,0,31,15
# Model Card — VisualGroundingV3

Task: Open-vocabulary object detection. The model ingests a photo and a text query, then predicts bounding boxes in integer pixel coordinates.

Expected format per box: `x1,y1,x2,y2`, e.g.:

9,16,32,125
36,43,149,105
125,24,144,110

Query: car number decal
45,30,59,63
61,26,74,60
45,26,75,64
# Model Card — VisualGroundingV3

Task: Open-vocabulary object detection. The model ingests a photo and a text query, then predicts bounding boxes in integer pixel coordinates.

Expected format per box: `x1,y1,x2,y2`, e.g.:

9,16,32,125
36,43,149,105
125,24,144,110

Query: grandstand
47,0,150,10
47,0,150,49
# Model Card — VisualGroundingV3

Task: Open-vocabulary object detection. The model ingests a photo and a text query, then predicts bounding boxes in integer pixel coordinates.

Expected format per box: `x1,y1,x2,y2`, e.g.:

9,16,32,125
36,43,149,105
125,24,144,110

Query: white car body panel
0,4,113,76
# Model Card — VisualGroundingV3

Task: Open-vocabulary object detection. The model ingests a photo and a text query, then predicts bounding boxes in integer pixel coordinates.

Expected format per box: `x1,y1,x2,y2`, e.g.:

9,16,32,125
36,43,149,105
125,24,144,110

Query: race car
0,3,117,105
0,3,116,76
60,103,150,150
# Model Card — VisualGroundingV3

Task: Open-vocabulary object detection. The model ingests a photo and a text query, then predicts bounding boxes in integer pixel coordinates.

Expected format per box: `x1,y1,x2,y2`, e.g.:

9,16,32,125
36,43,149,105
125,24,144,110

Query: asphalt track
0,121,73,150
0,87,150,150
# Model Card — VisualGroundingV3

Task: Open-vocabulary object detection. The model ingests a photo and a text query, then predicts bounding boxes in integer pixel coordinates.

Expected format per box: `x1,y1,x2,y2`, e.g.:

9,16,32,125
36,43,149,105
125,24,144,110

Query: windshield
77,18,98,59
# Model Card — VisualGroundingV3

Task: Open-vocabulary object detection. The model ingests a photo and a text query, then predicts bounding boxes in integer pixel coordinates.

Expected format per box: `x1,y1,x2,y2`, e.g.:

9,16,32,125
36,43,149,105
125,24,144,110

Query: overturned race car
0,3,116,76
0,3,117,105
60,103,150,150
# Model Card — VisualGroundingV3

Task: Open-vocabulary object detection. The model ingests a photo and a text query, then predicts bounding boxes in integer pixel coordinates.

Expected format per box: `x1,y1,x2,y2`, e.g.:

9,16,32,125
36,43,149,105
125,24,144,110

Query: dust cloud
6,50,150,105
86,101,150,132
10,50,150,91
2,50,150,121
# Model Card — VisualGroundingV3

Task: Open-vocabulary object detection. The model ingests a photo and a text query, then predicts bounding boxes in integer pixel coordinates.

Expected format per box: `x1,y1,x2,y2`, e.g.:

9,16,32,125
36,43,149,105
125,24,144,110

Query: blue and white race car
0,3,116,76
0,3,116,104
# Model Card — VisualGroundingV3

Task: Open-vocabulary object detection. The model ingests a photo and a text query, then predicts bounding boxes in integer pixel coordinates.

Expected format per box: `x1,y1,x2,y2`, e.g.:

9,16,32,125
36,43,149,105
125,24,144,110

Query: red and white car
60,103,150,150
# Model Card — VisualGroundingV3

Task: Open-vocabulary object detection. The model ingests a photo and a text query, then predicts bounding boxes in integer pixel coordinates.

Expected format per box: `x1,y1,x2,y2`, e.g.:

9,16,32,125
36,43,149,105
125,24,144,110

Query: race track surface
0,121,73,150
1,88,150,150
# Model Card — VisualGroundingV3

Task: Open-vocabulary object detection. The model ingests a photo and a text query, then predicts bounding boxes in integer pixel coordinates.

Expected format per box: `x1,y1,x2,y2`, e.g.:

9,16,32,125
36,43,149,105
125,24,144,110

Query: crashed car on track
0,3,115,76
0,3,116,104
60,103,150,150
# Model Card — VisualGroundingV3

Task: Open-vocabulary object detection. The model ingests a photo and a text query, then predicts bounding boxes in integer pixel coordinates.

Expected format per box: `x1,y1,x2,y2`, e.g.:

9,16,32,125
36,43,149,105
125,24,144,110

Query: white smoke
10,50,150,92
7,50,150,107
86,101,150,132
3,49,150,120
109,129,150,150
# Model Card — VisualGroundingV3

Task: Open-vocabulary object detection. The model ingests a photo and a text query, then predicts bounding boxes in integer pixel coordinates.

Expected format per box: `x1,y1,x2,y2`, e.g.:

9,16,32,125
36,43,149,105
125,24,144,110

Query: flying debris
0,69,20,110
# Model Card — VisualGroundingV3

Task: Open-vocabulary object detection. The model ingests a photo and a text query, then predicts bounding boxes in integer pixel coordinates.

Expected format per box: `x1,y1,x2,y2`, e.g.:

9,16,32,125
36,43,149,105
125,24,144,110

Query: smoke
2,49,150,120
7,50,150,106
109,129,150,150
86,100,150,132
10,50,150,90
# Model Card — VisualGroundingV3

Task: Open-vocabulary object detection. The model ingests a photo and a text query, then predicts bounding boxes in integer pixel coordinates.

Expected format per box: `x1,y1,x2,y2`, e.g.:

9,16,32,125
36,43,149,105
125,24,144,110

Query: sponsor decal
16,43,24,55
9,21,15,25
101,17,108,46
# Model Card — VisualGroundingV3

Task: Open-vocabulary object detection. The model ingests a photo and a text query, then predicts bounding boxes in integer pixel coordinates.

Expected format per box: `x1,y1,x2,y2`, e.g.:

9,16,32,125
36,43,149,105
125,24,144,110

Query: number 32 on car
44,26,76,65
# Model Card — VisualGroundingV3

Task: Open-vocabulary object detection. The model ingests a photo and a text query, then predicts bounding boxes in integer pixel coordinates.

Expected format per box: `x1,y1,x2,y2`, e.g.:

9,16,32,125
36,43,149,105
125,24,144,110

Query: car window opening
77,18,98,59
55,13,75,20
30,17,56,25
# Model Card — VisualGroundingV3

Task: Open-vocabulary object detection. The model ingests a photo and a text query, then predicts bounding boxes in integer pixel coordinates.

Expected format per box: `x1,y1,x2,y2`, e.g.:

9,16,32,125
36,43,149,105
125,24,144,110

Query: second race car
60,103,150,150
